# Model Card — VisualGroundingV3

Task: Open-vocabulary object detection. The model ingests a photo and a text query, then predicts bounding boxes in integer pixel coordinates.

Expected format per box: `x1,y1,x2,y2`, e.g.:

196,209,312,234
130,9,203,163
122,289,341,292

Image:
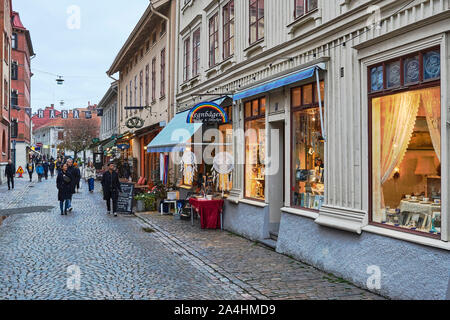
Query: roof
107,0,170,75
11,11,35,56
98,81,118,109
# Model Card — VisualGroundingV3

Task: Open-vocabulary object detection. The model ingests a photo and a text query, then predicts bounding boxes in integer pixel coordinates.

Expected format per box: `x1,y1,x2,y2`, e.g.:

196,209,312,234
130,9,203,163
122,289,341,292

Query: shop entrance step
258,238,277,249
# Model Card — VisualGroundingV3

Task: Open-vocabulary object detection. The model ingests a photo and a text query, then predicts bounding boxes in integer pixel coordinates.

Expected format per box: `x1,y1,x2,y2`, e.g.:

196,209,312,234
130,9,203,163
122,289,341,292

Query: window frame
192,28,201,77
145,64,150,106
368,46,442,239
244,97,266,202
160,48,166,98
183,37,191,82
294,0,318,19
209,13,219,68
249,0,264,45
223,0,235,60
151,58,157,102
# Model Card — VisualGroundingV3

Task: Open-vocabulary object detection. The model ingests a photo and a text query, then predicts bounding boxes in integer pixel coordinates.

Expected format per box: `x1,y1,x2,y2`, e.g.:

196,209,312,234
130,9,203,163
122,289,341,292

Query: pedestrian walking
55,158,62,175
5,160,15,190
43,160,49,180
26,161,34,182
49,158,55,178
73,162,81,193
36,162,44,182
66,158,76,212
57,163,73,216
85,161,96,193
101,163,122,217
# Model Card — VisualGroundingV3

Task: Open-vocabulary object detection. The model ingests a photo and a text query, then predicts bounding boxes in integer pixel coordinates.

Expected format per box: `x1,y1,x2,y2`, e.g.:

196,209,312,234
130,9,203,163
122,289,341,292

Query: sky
13,0,150,113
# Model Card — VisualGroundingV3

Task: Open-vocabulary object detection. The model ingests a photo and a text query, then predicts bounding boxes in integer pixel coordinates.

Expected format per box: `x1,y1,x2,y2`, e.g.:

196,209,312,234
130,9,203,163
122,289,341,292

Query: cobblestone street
0,177,383,300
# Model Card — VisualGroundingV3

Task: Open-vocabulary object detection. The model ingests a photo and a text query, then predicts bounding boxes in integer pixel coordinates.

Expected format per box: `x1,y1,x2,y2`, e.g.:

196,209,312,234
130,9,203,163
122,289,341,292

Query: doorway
267,120,285,238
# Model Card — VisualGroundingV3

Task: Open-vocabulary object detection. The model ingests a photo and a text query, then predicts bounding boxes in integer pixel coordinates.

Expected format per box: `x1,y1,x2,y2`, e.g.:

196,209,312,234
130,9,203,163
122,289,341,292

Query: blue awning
147,110,202,153
233,63,325,101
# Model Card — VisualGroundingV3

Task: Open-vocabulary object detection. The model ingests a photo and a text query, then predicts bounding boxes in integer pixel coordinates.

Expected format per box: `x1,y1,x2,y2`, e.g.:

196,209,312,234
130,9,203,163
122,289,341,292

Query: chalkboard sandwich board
117,183,135,214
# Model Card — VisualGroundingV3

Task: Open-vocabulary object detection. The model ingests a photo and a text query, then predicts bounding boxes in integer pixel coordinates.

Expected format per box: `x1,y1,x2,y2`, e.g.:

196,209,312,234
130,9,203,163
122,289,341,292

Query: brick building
0,0,12,184
10,10,34,171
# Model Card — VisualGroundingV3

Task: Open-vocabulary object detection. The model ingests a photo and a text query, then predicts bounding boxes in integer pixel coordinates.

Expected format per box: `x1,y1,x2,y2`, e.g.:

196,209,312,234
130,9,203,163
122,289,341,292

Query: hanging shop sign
186,102,229,124
85,111,92,119
117,144,130,150
97,109,103,116
38,110,44,118
126,117,145,129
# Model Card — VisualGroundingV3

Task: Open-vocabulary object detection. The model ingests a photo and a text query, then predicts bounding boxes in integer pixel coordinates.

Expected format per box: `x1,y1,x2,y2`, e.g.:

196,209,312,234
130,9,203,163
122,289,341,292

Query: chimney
51,104,54,108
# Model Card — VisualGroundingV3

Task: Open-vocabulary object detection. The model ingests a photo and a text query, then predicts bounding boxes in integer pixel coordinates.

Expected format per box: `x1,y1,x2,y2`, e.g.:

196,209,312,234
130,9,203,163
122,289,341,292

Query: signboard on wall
186,102,229,124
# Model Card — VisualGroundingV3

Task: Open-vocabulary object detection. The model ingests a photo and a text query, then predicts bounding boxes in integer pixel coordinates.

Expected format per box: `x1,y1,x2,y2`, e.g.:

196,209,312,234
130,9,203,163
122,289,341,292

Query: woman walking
26,161,34,182
85,161,96,193
57,163,73,215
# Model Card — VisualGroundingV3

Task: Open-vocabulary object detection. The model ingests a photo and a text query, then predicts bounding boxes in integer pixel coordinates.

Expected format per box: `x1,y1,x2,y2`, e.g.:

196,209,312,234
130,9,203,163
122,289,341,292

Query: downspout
149,0,171,120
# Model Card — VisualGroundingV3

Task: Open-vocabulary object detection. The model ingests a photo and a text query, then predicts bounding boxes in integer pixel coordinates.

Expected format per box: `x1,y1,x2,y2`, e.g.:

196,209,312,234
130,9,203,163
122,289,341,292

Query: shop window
291,81,325,210
245,97,266,201
370,48,441,237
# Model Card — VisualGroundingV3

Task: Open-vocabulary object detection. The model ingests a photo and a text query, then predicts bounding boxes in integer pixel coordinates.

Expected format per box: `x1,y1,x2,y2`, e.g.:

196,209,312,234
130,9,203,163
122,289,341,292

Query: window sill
239,198,268,208
287,8,320,36
244,39,265,58
363,225,450,251
281,207,319,220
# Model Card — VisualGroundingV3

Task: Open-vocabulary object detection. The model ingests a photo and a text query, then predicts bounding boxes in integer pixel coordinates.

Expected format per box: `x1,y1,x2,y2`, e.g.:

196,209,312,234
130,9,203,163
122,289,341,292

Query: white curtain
372,91,421,221
418,87,441,161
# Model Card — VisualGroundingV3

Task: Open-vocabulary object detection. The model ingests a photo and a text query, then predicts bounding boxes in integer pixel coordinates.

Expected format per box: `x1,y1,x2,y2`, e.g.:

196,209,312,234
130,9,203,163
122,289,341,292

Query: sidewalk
136,211,385,300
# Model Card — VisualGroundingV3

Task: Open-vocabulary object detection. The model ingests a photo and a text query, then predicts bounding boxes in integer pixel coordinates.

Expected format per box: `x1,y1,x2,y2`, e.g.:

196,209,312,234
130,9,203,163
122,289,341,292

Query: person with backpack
36,162,44,182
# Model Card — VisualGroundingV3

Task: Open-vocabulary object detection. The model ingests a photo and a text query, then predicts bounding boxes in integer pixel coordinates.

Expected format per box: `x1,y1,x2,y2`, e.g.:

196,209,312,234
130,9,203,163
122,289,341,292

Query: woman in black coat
57,163,73,215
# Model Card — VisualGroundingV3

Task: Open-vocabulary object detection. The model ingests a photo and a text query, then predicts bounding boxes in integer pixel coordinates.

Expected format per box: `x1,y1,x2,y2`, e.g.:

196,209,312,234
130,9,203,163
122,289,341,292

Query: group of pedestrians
26,157,56,183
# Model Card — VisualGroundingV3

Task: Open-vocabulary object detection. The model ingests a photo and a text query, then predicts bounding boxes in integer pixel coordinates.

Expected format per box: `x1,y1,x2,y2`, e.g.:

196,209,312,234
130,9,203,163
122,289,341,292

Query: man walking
5,160,15,190
101,163,122,217
43,160,49,180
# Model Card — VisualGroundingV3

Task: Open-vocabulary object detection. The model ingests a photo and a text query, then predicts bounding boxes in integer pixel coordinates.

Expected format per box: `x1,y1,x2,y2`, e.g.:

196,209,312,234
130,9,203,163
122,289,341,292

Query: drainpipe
149,0,171,120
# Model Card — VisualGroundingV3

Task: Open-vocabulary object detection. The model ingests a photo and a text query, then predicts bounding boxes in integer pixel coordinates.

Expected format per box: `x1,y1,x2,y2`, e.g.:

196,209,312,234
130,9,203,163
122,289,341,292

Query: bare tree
58,118,99,160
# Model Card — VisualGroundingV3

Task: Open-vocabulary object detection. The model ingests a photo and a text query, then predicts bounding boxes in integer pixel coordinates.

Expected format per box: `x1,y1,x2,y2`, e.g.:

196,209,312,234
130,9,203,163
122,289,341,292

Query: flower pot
136,200,145,212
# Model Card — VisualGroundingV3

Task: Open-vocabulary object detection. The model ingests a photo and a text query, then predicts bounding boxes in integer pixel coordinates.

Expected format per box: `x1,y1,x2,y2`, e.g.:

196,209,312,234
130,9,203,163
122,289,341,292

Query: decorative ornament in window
423,51,440,80
404,56,420,84
387,61,401,88
371,66,383,91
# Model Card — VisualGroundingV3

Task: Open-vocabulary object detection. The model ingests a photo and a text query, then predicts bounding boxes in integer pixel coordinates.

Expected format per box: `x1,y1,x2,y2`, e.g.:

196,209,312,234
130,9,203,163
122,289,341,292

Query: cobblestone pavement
0,176,384,300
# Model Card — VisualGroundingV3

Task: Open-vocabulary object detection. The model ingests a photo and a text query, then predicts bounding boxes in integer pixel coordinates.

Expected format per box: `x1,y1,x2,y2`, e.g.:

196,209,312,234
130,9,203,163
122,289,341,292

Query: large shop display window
370,48,442,237
291,81,325,210
245,98,266,201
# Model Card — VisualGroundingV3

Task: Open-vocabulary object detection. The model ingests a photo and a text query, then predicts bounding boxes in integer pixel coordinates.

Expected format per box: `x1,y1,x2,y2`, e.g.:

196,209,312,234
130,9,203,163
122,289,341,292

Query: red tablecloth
189,198,224,229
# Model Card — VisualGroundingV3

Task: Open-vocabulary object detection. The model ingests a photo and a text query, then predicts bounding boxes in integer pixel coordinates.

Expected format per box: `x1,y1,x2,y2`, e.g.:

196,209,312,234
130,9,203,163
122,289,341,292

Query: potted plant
134,193,157,212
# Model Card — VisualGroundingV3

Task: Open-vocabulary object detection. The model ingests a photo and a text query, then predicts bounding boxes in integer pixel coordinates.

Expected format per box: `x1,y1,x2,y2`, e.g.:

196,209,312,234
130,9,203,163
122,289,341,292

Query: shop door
268,120,285,237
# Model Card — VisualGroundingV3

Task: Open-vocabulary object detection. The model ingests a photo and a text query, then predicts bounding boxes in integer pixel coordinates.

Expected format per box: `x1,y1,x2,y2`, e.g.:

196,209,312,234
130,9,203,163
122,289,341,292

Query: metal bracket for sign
190,92,234,97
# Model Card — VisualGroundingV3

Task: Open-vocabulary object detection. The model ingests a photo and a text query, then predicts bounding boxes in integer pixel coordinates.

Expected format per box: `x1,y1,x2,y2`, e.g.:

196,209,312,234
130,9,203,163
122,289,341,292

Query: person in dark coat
57,163,73,215
43,160,49,180
73,162,81,193
66,158,76,212
101,163,122,217
5,160,15,190
26,161,34,182
49,158,55,178
55,158,62,175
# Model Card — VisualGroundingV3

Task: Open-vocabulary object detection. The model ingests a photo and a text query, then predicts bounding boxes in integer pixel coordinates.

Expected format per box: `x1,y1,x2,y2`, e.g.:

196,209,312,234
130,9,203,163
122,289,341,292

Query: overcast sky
13,0,149,113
